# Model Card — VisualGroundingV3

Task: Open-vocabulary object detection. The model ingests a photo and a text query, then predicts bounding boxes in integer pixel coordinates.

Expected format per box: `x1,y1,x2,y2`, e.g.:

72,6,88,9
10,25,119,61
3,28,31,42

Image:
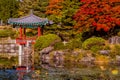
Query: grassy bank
0,54,18,68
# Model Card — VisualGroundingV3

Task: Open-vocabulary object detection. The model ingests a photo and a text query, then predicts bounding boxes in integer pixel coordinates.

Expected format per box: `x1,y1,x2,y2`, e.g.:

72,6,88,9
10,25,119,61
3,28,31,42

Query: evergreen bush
34,34,61,51
82,37,105,52
63,33,83,50
0,29,16,38
117,32,120,37
66,38,82,50
54,37,82,50
111,45,120,57
54,42,67,50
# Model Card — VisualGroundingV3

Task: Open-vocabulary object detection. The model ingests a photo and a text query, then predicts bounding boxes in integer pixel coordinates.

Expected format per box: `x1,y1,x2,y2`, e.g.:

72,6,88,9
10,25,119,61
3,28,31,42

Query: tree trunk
0,20,3,26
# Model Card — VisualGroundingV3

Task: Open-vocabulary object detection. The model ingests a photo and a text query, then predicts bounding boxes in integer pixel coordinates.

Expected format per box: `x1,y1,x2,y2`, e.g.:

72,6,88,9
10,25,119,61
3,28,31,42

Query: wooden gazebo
8,12,48,44
8,12,48,66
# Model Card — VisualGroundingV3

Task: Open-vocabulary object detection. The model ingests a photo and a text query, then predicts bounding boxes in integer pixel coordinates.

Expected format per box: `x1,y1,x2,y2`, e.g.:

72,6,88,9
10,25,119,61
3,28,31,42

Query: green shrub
54,42,67,50
111,45,120,57
61,33,83,50
34,34,61,51
54,38,82,50
91,45,103,53
0,29,16,38
75,33,83,41
26,29,38,36
117,32,120,37
66,38,82,50
103,45,110,50
0,56,18,68
82,37,105,52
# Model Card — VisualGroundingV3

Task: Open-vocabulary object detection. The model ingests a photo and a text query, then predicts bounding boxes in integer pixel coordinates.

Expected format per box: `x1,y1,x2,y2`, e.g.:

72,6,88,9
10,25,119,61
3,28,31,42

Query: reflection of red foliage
16,66,34,71
16,66,27,70
73,0,120,32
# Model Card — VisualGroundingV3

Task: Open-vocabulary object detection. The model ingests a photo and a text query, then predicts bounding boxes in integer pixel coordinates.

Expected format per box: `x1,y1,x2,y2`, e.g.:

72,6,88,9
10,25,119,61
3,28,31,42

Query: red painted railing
16,37,36,45
16,38,26,45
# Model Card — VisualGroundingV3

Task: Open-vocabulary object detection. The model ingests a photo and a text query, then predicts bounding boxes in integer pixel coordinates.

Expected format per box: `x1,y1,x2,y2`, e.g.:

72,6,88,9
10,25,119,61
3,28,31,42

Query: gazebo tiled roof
8,13,48,28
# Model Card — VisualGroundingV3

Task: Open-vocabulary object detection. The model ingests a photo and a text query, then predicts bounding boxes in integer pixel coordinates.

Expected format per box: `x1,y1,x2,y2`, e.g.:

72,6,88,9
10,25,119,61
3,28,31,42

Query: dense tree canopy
0,0,120,38
46,0,63,24
73,0,120,32
18,0,49,17
0,0,18,23
45,0,80,39
46,0,63,15
60,0,80,26
46,0,80,25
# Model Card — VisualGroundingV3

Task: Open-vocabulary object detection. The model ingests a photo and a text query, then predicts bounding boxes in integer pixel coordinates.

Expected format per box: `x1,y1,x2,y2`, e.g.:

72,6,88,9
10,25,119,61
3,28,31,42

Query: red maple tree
73,0,120,32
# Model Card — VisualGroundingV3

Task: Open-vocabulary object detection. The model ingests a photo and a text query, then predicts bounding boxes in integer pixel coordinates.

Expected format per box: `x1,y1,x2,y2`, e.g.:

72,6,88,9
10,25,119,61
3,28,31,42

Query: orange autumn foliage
46,0,63,15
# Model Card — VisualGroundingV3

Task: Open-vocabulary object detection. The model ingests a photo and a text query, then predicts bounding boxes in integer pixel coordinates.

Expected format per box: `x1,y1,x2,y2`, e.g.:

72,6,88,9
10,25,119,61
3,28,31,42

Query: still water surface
0,63,120,80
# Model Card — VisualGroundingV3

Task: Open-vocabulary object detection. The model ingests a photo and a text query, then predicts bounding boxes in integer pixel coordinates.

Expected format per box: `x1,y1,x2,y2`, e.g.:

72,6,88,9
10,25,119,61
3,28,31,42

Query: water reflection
0,68,40,80
0,61,120,80
39,60,120,80
0,69,17,80
39,66,120,80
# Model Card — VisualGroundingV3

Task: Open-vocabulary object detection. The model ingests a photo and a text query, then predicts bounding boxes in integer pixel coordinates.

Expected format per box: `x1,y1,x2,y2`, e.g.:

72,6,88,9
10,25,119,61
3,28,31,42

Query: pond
0,61,120,80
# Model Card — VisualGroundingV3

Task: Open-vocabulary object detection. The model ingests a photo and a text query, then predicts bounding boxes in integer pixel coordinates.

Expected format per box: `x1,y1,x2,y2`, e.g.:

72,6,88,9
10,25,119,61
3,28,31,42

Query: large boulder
116,55,120,62
40,46,54,54
53,51,64,61
80,56,95,62
109,36,120,44
99,50,110,55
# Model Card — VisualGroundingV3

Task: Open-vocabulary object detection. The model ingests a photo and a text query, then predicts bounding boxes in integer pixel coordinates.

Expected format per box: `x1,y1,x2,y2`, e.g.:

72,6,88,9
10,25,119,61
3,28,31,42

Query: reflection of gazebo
8,12,48,66
8,12,48,44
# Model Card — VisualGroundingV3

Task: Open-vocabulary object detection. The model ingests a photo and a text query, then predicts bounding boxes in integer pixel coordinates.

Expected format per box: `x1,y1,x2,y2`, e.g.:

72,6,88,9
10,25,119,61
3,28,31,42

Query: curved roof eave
8,14,48,26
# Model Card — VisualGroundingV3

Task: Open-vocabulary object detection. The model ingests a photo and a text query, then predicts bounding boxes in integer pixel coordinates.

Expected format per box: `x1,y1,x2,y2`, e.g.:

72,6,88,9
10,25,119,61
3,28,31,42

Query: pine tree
0,0,19,23
18,0,49,17
45,0,80,39
61,0,80,26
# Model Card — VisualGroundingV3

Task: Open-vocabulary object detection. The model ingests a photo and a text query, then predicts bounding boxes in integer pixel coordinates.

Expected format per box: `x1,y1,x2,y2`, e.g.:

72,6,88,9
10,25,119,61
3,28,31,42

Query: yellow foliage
35,70,41,74
18,11,24,16
26,29,32,33
94,55,109,66
0,25,12,29
111,69,118,75
100,66,106,71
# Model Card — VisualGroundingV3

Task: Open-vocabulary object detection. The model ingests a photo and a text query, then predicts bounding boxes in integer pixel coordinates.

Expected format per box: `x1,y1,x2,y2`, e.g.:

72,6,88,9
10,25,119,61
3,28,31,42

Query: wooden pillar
20,27,23,38
23,28,26,38
38,26,41,37
19,45,23,66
